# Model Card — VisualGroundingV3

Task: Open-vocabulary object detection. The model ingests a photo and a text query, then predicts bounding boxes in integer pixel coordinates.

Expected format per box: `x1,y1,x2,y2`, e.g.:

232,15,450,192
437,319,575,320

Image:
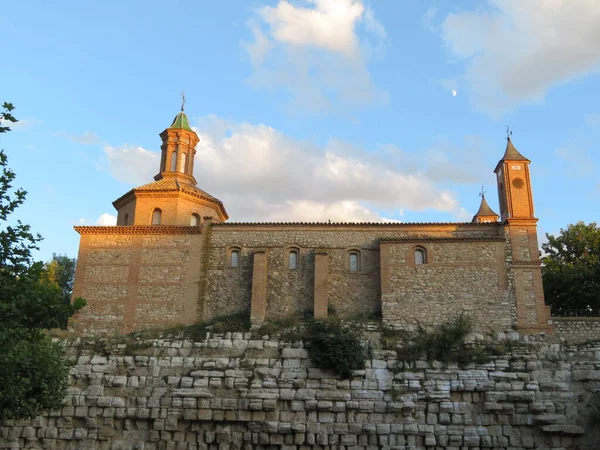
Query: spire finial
480,185,486,199
506,125,512,141
181,91,186,112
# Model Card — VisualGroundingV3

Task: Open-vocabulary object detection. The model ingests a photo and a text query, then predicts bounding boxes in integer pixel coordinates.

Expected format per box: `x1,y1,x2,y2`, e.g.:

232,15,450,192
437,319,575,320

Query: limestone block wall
205,224,503,324
72,227,203,335
2,334,599,450
553,318,600,344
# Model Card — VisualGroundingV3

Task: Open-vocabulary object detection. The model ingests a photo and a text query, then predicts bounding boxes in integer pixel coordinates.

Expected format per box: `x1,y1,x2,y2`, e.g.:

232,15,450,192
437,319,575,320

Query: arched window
152,209,162,225
349,251,360,272
288,250,298,270
170,151,177,171
179,152,187,173
190,214,200,227
123,213,129,226
414,248,426,265
230,249,240,268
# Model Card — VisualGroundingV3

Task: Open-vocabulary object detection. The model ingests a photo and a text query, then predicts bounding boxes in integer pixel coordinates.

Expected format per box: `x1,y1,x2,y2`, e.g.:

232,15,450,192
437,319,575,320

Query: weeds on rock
394,314,506,367
181,312,251,341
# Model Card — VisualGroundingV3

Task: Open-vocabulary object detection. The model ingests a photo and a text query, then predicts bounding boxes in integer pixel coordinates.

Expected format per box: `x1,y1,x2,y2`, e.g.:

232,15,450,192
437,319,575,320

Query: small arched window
123,213,129,226
190,214,200,227
170,151,177,171
152,209,162,225
349,251,360,272
230,249,240,268
288,250,298,270
414,248,426,265
179,153,187,173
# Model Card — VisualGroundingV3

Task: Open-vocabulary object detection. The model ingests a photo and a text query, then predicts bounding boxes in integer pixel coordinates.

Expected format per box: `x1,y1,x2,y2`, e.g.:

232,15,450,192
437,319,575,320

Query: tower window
288,250,298,270
170,151,177,171
190,214,200,227
349,251,360,272
230,249,240,268
123,213,129,226
414,248,426,265
179,152,187,173
152,209,162,225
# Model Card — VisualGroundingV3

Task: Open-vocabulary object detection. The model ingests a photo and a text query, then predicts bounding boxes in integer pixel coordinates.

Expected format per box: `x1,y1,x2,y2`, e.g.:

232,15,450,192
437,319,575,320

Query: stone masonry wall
381,239,514,332
553,318,600,344
72,228,203,335
2,333,599,450
205,224,505,325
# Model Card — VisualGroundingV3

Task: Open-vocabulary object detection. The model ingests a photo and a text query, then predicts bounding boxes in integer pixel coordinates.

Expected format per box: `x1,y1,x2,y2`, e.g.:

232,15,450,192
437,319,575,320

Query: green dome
169,112,192,131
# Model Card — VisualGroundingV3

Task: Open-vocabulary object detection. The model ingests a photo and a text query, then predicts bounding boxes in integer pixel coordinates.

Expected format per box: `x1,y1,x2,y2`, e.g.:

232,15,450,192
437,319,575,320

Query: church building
71,108,552,335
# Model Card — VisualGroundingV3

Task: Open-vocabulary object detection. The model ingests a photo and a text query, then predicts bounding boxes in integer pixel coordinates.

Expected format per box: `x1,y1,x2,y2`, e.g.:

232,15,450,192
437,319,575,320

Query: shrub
395,314,504,367
0,329,71,421
304,319,367,379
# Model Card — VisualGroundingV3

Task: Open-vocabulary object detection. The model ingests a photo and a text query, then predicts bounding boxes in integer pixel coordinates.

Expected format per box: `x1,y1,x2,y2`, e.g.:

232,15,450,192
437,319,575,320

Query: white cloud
104,145,159,185
3,117,42,131
96,213,117,226
439,0,600,114
423,7,438,32
244,0,388,113
103,115,482,223
555,147,596,178
56,130,101,145
585,113,600,128
75,213,117,226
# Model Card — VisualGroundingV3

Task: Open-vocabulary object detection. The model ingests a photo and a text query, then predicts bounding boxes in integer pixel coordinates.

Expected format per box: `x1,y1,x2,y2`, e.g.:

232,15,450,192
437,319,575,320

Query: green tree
44,254,77,298
0,102,85,422
542,221,600,313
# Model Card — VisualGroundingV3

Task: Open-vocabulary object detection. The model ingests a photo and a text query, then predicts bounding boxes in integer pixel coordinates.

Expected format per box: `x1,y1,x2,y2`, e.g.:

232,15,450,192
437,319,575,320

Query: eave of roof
213,221,499,227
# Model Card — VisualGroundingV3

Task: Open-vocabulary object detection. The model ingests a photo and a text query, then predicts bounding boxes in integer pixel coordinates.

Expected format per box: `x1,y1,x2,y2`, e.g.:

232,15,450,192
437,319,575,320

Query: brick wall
72,227,203,334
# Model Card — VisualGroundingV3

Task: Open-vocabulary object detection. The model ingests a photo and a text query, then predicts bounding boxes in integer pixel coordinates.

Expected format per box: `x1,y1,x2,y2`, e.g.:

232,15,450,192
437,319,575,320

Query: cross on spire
506,125,513,141
479,185,486,199
181,91,186,112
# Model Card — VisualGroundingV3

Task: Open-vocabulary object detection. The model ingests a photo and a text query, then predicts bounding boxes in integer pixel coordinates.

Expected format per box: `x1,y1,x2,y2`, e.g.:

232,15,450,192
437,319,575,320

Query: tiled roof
380,236,505,242
214,221,496,227
134,178,223,205
74,225,203,235
501,138,529,162
474,196,499,217
169,112,192,132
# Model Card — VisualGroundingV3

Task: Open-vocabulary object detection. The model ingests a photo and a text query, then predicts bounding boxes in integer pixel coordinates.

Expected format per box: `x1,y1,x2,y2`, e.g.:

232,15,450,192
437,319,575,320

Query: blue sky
1,0,599,261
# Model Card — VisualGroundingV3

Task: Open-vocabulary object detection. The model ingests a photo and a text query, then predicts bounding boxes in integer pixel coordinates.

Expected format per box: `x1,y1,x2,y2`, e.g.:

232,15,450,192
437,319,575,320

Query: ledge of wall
552,317,600,344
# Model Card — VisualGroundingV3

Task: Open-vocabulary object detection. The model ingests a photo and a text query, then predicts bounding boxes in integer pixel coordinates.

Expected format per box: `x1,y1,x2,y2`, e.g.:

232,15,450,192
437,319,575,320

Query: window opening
414,248,425,265
152,209,162,225
289,250,298,270
349,252,360,272
230,249,240,268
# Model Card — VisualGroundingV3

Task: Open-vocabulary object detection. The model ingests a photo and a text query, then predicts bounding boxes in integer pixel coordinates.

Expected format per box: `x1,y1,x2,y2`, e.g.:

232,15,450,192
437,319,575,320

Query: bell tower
156,106,200,184
112,100,228,226
494,137,534,223
494,135,551,333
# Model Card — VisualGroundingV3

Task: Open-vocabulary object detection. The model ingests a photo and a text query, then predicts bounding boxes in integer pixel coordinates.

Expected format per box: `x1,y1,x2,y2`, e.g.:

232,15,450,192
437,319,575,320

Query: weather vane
181,91,186,112
506,125,513,140
479,185,486,199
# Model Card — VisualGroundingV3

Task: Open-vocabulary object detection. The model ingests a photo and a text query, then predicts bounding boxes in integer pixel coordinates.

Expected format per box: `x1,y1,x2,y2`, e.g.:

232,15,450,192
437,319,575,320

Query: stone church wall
381,239,514,331
2,333,599,449
72,227,204,335
204,224,508,330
